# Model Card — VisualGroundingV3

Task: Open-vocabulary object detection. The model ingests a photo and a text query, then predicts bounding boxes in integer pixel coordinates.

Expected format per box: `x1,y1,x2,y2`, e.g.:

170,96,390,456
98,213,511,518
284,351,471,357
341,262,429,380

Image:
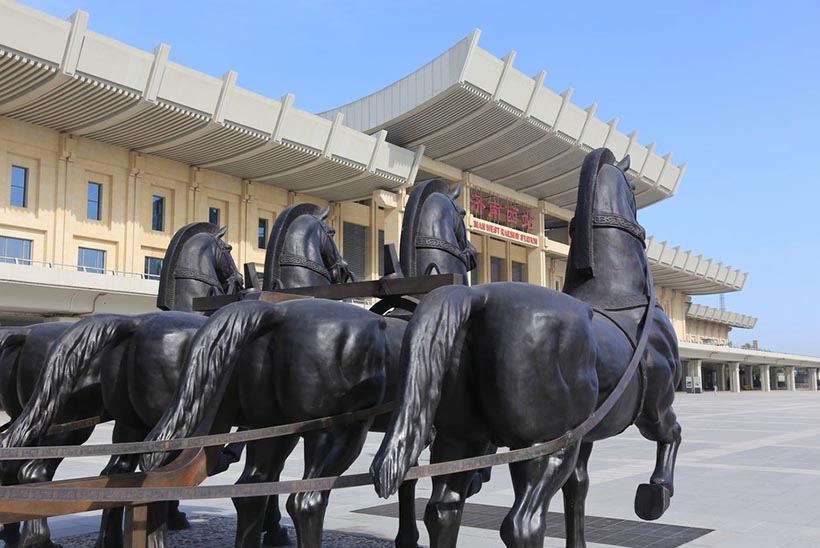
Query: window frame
151,195,165,232
209,207,220,226
257,218,268,249
77,247,105,274
144,256,163,280
0,236,32,265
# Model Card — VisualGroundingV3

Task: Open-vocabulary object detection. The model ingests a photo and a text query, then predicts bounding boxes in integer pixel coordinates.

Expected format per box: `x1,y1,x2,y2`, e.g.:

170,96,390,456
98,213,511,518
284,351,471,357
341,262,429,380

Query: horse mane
400,179,454,277
570,148,617,277
263,203,324,291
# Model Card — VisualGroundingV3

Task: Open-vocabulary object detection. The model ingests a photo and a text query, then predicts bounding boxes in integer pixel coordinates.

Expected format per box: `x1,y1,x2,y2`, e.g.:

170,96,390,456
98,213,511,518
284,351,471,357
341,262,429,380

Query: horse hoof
634,483,671,521
262,527,290,547
167,510,191,531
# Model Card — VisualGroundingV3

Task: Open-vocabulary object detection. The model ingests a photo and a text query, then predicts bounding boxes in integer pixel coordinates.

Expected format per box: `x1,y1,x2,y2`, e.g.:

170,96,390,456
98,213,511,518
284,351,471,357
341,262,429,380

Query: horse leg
93,423,147,548
234,436,298,548
395,472,419,548
561,442,594,548
635,409,682,521
424,435,490,548
500,443,581,548
16,457,64,548
0,460,23,548
286,423,370,548
262,493,288,547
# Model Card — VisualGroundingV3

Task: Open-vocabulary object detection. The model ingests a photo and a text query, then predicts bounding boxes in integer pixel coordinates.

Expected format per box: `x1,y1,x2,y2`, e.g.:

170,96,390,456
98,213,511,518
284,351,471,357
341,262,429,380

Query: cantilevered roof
647,237,747,295
678,342,820,368
320,30,685,209
686,303,757,329
0,3,421,202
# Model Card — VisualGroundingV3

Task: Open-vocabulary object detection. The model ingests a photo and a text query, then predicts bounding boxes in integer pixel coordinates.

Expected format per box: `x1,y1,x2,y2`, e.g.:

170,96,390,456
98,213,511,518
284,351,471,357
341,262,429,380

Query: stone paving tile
3,391,820,547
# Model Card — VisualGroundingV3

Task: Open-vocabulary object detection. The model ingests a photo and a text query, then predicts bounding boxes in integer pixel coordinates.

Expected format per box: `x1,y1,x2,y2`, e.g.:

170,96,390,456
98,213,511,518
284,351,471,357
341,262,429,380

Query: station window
343,222,366,281
377,230,385,276
209,207,220,226
10,166,27,208
87,182,102,221
152,196,165,231
144,256,163,280
78,247,105,274
511,261,525,282
258,218,268,249
0,236,31,265
490,257,504,283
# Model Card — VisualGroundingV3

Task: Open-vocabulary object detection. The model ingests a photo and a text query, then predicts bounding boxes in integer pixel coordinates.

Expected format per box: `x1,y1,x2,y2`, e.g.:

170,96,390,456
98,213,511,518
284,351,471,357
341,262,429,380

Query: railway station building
0,1,818,393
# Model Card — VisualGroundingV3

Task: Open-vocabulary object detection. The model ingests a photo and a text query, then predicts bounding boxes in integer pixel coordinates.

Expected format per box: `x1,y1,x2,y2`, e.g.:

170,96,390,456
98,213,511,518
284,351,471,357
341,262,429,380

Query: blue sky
20,0,820,354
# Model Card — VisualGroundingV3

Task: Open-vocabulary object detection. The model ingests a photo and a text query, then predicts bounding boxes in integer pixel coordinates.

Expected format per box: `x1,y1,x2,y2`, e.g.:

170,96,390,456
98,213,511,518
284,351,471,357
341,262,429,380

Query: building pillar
718,363,727,391
527,203,547,286
743,366,753,390
786,366,796,391
760,365,771,392
810,368,818,391
728,362,741,393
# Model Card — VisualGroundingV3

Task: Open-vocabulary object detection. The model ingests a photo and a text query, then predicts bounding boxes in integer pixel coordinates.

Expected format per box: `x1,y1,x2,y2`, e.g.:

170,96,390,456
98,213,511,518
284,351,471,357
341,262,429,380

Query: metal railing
0,256,156,280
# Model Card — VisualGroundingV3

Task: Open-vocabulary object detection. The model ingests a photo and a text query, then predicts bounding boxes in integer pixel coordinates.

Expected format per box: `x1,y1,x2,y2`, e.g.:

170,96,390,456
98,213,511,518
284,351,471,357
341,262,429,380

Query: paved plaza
18,391,820,547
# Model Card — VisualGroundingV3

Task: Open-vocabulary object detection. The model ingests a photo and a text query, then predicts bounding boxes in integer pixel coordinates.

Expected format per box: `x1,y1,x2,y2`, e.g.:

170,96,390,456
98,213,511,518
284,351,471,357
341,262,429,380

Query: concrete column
718,363,727,391
760,365,771,392
728,362,741,393
786,366,796,391
810,368,818,391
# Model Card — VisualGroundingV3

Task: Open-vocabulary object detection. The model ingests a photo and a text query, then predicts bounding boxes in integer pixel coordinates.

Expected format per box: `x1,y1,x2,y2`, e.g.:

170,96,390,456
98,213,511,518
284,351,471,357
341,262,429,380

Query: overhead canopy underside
0,3,420,202
686,303,756,329
321,30,686,210
648,237,747,295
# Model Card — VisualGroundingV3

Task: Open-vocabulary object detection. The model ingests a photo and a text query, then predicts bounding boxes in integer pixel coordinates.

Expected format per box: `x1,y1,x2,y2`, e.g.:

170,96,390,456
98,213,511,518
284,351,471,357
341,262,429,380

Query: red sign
470,218,540,247
469,189,537,234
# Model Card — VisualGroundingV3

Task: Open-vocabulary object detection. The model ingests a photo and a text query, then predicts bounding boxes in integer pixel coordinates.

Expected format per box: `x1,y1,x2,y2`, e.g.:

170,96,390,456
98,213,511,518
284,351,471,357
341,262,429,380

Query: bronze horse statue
140,180,477,548
0,223,245,548
372,148,683,548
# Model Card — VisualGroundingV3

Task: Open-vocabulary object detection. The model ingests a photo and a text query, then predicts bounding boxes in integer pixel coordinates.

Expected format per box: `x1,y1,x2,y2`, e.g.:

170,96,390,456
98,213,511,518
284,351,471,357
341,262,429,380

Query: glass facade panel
78,247,105,274
10,166,27,208
0,236,31,265
87,182,101,220
209,207,220,225
343,222,366,281
490,257,503,282
152,196,164,231
511,261,525,282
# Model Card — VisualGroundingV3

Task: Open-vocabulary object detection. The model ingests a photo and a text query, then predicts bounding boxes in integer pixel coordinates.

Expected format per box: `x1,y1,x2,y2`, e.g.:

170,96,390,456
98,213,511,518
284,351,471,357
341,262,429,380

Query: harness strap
173,267,223,289
569,213,646,247
415,236,469,267
279,253,331,282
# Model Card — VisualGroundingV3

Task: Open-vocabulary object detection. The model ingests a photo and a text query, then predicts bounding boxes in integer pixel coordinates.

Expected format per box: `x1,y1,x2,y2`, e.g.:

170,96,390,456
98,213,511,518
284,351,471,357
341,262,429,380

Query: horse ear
216,226,228,239
616,155,631,172
318,207,330,221
449,184,462,200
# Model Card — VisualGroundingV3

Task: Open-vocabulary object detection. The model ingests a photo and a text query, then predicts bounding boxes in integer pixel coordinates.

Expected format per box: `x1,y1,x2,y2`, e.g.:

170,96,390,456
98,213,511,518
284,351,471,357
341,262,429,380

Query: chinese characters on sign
470,189,536,234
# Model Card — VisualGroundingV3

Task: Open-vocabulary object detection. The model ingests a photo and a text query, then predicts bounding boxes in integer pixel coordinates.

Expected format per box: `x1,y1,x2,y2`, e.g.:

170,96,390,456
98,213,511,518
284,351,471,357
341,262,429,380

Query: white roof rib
0,3,421,201
320,30,685,209
686,303,757,329
647,236,748,295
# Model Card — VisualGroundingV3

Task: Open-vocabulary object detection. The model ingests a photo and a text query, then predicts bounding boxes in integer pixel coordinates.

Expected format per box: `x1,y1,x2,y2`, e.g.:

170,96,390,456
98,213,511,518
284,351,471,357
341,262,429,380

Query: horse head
316,207,354,284
565,148,647,301
157,222,244,312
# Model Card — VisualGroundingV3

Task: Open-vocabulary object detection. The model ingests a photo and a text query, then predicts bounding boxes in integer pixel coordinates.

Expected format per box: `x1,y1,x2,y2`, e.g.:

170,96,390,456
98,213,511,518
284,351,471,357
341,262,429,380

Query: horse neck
564,228,648,305
279,226,332,288
171,242,224,312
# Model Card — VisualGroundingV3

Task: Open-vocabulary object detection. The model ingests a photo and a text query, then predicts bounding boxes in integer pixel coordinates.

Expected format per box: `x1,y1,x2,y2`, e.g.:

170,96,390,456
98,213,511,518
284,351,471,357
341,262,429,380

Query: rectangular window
209,207,220,226
511,261,525,282
152,195,165,231
258,218,268,249
10,166,27,208
87,182,102,220
469,255,481,286
144,256,163,280
78,247,105,274
343,222,366,281
378,230,385,276
0,236,32,265
490,257,503,283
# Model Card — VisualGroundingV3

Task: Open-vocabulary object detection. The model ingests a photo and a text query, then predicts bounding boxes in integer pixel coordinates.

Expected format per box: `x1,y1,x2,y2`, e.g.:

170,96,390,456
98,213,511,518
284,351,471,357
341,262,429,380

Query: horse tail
140,300,283,471
0,315,139,448
371,284,484,498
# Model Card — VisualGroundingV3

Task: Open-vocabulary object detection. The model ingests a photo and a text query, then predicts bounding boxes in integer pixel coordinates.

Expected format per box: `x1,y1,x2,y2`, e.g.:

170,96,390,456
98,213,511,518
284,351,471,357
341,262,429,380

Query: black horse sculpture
140,180,477,548
0,222,245,548
372,148,683,548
